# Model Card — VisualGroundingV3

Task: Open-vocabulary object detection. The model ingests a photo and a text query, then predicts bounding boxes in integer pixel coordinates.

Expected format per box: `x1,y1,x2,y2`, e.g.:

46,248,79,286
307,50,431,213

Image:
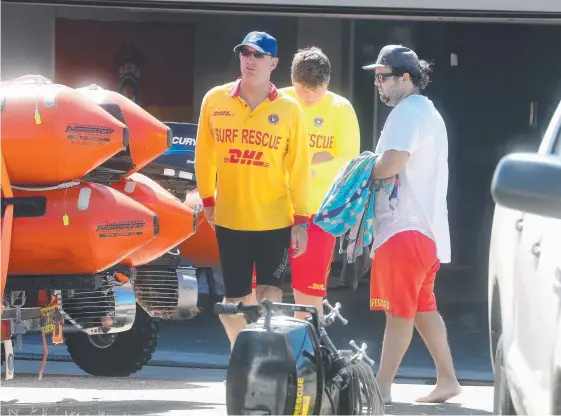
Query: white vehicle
489,99,561,415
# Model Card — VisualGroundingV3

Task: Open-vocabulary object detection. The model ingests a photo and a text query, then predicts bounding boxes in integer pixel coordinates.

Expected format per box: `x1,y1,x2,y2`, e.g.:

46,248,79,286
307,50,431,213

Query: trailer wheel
65,304,159,377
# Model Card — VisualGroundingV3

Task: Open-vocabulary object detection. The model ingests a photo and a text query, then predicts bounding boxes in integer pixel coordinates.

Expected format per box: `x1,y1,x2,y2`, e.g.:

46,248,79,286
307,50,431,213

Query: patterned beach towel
313,151,399,263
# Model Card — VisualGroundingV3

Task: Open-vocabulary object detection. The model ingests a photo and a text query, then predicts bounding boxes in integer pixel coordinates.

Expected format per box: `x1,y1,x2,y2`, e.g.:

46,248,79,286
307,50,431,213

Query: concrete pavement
1,360,226,415
1,359,494,415
2,266,494,416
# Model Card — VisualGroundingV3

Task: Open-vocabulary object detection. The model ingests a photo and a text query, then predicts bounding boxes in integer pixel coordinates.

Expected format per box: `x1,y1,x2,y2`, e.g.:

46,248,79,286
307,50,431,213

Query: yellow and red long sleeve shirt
281,87,361,214
194,79,312,231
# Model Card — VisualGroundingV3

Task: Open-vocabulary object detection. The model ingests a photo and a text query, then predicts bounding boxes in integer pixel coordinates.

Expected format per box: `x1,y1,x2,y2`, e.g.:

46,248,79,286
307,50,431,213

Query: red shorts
252,219,336,296
370,230,440,319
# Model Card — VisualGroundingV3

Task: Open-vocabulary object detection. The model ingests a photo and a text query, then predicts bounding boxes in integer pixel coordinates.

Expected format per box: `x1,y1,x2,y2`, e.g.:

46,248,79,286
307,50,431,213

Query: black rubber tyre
494,336,517,415
65,304,159,377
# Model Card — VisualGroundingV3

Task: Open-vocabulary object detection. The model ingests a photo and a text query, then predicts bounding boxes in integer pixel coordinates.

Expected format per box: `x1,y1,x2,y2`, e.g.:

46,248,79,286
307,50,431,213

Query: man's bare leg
376,312,415,403
293,289,324,321
256,285,283,303
219,293,256,351
414,311,462,402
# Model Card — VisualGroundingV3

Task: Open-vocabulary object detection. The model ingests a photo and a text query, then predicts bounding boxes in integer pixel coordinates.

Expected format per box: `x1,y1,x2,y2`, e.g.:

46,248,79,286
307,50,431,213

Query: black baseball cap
363,44,420,73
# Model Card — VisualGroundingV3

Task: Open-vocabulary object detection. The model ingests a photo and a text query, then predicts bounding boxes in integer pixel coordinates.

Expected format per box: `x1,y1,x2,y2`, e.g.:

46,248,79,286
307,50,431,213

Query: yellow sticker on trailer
39,305,56,334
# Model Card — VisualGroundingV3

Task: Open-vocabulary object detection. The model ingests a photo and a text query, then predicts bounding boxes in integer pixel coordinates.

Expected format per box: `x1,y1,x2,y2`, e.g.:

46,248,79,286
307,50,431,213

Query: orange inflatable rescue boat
76,85,172,178
110,173,196,267
0,75,129,185
6,182,158,275
178,189,221,267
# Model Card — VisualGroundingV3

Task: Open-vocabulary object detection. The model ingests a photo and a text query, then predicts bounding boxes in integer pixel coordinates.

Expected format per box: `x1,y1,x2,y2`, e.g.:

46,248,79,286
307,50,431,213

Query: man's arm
285,104,312,224
312,151,333,164
371,103,424,180
194,92,217,207
311,100,361,177
371,150,410,179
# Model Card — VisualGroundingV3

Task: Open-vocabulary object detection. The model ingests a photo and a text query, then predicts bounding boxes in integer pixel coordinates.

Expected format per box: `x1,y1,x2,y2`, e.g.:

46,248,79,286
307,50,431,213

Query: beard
378,78,409,107
379,87,407,107
379,91,398,107
379,93,391,105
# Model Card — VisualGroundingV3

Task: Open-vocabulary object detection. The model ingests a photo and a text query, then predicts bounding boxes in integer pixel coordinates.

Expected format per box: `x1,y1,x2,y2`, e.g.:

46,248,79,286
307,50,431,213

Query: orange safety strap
49,296,64,344
39,332,49,380
52,322,64,344
0,152,14,315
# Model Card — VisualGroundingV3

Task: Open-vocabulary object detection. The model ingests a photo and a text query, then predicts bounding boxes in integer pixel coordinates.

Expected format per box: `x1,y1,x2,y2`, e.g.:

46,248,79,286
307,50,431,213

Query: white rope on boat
11,181,82,192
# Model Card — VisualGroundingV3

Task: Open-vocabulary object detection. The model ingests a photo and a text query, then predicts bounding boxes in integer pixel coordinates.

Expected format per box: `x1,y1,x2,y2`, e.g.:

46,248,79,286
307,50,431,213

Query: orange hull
7,182,158,275
111,173,195,267
0,76,128,185
77,85,171,177
1,152,14,311
178,189,221,267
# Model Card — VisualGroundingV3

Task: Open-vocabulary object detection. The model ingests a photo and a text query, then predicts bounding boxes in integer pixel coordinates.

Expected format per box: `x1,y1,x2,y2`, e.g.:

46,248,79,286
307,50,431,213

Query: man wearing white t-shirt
363,45,461,404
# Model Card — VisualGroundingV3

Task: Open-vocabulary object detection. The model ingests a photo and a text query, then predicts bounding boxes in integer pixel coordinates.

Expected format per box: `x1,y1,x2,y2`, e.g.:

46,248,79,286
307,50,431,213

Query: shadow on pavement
0,400,223,415
13,266,493,384
0,373,215,389
165,280,493,382
386,401,494,415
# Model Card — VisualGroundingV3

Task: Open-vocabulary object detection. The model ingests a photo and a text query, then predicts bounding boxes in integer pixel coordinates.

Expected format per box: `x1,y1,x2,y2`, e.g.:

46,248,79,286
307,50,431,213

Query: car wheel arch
490,278,503,370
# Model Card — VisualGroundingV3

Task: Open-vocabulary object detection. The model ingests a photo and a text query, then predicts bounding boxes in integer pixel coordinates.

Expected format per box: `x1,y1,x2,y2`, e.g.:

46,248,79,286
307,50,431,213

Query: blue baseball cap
363,44,420,73
233,31,277,57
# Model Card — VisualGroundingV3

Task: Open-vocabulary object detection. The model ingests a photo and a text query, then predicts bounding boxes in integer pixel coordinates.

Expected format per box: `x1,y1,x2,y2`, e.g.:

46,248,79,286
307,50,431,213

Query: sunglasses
374,72,398,83
239,48,271,59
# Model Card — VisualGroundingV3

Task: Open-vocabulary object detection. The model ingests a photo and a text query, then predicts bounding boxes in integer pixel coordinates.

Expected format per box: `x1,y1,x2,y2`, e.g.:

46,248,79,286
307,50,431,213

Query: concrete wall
295,18,343,95
1,3,346,121
1,4,55,81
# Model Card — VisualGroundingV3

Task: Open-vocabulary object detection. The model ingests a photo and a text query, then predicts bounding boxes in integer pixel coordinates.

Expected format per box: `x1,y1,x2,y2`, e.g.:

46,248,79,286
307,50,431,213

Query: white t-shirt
372,94,451,264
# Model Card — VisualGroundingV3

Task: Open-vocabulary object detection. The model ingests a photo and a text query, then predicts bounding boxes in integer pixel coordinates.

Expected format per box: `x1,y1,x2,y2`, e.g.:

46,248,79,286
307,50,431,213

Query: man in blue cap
363,45,461,403
194,31,311,350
